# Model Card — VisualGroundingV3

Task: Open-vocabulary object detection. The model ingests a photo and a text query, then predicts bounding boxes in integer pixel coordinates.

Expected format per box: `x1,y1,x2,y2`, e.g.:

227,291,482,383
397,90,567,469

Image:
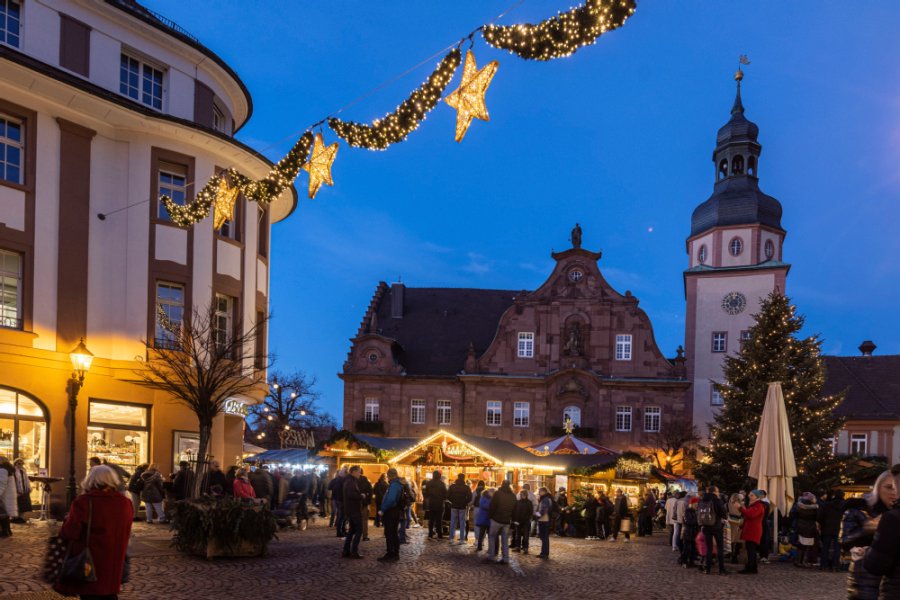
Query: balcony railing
355,420,384,434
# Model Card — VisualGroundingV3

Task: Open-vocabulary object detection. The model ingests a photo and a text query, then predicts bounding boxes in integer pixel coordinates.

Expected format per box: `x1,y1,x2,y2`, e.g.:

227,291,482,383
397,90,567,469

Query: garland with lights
693,292,845,492
482,0,636,61
161,132,314,228
328,49,462,150
160,0,639,228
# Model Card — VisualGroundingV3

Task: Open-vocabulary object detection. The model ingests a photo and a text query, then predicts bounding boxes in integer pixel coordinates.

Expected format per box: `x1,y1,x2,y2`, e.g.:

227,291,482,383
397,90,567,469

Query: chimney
391,282,404,319
859,340,876,356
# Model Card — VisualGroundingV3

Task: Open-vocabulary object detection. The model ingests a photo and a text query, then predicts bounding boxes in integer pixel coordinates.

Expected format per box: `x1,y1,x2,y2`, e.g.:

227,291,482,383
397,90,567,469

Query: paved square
0,520,845,599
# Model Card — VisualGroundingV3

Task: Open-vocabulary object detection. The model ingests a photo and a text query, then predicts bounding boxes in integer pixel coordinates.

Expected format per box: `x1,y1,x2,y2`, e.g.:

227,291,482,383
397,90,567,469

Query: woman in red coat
232,469,256,499
738,489,766,575
54,464,133,599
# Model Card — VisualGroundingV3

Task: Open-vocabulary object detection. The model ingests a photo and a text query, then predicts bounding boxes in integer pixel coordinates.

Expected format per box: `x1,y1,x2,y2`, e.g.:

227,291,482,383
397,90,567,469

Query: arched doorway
0,387,49,505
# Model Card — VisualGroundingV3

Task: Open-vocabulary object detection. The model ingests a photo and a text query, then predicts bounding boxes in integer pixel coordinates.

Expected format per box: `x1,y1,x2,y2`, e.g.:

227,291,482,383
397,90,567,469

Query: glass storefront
87,400,150,474
0,388,48,505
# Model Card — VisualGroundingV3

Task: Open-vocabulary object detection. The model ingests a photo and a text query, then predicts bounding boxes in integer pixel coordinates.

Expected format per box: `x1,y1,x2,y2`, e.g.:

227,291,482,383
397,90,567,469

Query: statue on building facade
563,323,582,356
571,223,582,249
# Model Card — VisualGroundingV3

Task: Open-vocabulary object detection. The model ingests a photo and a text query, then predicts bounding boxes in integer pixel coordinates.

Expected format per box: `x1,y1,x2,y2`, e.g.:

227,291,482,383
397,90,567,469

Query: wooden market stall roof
314,430,418,462
388,430,568,471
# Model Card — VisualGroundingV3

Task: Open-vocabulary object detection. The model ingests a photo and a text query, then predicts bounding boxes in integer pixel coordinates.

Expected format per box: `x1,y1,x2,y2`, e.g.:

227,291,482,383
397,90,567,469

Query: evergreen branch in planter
171,497,277,558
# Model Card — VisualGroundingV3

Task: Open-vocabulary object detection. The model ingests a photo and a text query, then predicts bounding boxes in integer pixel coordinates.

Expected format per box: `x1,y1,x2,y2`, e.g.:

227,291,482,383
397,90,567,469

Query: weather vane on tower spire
735,54,751,81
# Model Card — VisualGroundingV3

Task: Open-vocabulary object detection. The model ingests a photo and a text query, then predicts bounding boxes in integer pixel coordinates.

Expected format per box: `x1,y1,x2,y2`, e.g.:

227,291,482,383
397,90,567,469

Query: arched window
563,406,581,428
718,159,728,181
747,155,757,176
731,155,744,175
0,388,48,506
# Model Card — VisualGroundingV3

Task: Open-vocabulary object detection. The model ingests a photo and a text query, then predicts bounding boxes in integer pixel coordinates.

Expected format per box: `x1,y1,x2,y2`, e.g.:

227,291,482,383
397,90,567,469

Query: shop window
0,388,48,506
563,406,581,427
172,430,200,474
87,400,150,473
437,400,451,426
410,399,425,425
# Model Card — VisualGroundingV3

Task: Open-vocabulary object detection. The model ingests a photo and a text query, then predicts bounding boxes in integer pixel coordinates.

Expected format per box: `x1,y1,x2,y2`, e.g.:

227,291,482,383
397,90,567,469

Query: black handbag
57,498,98,584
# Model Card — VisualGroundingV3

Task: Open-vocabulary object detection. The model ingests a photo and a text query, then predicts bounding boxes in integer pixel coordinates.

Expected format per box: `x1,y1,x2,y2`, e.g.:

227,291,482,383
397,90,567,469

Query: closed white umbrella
747,381,798,555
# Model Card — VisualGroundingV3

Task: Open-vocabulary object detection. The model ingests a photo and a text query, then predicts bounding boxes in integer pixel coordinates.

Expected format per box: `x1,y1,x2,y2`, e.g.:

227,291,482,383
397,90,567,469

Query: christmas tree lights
328,49,462,150
694,292,845,492
482,0,636,61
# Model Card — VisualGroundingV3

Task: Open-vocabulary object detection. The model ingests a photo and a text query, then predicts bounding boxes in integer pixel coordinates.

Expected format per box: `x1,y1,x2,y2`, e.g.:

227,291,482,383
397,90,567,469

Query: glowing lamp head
69,338,94,377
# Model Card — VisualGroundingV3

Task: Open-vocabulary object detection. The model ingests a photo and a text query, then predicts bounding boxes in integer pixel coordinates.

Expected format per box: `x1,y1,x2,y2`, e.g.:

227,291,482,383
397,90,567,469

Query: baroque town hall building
341,75,786,451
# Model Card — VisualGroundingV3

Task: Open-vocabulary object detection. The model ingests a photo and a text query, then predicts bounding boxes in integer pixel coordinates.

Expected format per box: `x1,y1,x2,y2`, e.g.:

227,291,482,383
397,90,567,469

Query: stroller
272,492,311,531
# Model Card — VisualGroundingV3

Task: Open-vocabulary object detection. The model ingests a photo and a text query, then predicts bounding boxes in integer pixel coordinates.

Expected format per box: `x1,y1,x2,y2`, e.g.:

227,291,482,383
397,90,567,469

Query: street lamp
66,338,93,506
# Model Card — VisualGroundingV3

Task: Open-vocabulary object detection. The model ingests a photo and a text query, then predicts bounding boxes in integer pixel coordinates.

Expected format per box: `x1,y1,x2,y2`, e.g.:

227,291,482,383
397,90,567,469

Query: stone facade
341,240,690,452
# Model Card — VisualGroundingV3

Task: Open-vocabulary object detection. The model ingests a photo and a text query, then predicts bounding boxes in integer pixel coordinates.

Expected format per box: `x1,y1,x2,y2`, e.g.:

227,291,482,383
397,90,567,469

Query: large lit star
444,50,499,142
301,133,339,199
212,177,239,230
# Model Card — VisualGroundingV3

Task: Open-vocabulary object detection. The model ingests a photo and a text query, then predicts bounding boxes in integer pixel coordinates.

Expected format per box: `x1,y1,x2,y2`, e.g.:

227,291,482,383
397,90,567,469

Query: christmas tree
694,292,845,492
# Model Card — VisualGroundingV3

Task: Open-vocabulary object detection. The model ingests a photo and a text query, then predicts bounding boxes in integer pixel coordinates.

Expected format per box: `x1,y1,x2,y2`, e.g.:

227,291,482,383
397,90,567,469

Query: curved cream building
0,0,293,511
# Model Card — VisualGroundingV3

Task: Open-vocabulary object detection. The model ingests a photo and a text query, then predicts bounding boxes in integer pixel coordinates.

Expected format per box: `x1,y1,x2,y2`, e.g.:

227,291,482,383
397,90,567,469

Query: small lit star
444,50,499,142
212,178,239,230
301,133,339,199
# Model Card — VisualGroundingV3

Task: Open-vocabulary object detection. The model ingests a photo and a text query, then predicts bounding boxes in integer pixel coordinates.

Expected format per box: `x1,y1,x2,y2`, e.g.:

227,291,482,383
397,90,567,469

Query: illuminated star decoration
301,133,339,199
212,177,239,229
444,50,499,142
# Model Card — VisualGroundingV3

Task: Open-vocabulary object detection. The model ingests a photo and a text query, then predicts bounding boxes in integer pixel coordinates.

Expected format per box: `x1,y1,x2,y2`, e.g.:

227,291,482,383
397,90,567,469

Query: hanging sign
224,399,248,417
279,428,315,449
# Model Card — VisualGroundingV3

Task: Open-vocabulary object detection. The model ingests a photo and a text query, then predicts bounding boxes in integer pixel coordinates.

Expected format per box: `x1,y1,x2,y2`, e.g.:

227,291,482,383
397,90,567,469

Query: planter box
172,498,276,560
203,538,267,559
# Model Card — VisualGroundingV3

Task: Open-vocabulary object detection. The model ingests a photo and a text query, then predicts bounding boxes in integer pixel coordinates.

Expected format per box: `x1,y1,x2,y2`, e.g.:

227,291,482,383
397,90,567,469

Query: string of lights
482,0,636,61
328,49,462,150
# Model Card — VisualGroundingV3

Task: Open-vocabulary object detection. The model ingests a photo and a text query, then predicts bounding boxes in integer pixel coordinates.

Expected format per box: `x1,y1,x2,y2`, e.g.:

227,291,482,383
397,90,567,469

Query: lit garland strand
161,132,314,228
328,49,462,150
482,0,636,61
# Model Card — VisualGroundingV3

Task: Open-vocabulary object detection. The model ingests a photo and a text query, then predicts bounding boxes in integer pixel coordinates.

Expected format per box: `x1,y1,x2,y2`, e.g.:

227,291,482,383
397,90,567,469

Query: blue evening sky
144,1,900,424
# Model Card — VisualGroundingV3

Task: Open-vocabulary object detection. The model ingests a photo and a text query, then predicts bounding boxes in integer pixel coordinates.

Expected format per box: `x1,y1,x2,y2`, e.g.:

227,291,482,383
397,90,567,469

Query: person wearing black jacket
127,464,147,522
699,486,728,575
611,489,631,542
201,460,228,496
584,493,599,539
329,468,347,537
817,489,844,571
511,490,534,553
172,461,194,501
447,474,472,544
358,471,373,542
341,466,364,559
596,492,613,539
486,480,517,564
424,470,447,539
864,467,900,600
373,474,388,527
844,470,896,599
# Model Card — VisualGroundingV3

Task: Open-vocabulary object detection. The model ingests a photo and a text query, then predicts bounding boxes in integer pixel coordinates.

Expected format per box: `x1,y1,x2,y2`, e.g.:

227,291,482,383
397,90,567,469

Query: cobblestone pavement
0,519,845,600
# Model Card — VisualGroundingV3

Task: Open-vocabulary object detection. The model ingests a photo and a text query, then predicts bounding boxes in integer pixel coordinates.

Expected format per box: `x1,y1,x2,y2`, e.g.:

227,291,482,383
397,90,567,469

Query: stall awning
527,434,617,456
245,448,319,465
388,430,568,471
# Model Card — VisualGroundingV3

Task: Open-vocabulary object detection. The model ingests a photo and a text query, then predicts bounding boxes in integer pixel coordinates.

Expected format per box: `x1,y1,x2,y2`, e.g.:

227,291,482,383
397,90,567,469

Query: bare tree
247,371,335,446
646,420,700,474
134,303,270,497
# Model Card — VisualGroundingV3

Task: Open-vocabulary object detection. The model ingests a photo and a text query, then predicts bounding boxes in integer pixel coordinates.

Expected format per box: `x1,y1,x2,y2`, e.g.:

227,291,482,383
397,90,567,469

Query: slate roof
354,434,419,452
690,176,784,237
824,355,900,420
452,433,549,465
372,287,518,376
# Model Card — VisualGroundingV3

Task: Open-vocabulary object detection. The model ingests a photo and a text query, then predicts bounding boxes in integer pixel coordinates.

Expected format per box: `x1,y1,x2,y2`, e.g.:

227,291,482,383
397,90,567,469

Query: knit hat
801,492,816,503
689,497,700,505
750,489,764,498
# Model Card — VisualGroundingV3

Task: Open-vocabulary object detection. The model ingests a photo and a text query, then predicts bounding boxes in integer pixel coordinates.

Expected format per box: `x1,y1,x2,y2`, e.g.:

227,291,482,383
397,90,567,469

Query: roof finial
732,54,750,115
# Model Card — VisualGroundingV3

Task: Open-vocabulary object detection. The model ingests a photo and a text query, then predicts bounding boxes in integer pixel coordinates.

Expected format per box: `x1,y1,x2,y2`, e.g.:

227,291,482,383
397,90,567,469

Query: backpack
397,483,413,512
697,500,716,527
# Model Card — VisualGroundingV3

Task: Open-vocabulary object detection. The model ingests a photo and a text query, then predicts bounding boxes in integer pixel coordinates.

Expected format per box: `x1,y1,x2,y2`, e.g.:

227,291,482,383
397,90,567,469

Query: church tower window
698,244,708,264
729,237,743,256
764,239,775,260
731,155,744,175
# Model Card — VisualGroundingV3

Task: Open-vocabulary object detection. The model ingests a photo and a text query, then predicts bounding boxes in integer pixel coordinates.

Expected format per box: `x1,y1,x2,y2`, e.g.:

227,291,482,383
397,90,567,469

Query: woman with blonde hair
54,465,132,599
864,464,900,599
843,469,896,599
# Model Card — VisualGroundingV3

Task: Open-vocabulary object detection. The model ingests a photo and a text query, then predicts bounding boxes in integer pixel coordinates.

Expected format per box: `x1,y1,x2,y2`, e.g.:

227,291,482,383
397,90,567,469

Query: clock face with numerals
722,291,746,315
568,269,584,282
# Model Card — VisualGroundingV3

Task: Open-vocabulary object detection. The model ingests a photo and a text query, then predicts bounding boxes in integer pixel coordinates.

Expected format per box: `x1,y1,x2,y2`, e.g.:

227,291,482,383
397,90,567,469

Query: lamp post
66,337,94,507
